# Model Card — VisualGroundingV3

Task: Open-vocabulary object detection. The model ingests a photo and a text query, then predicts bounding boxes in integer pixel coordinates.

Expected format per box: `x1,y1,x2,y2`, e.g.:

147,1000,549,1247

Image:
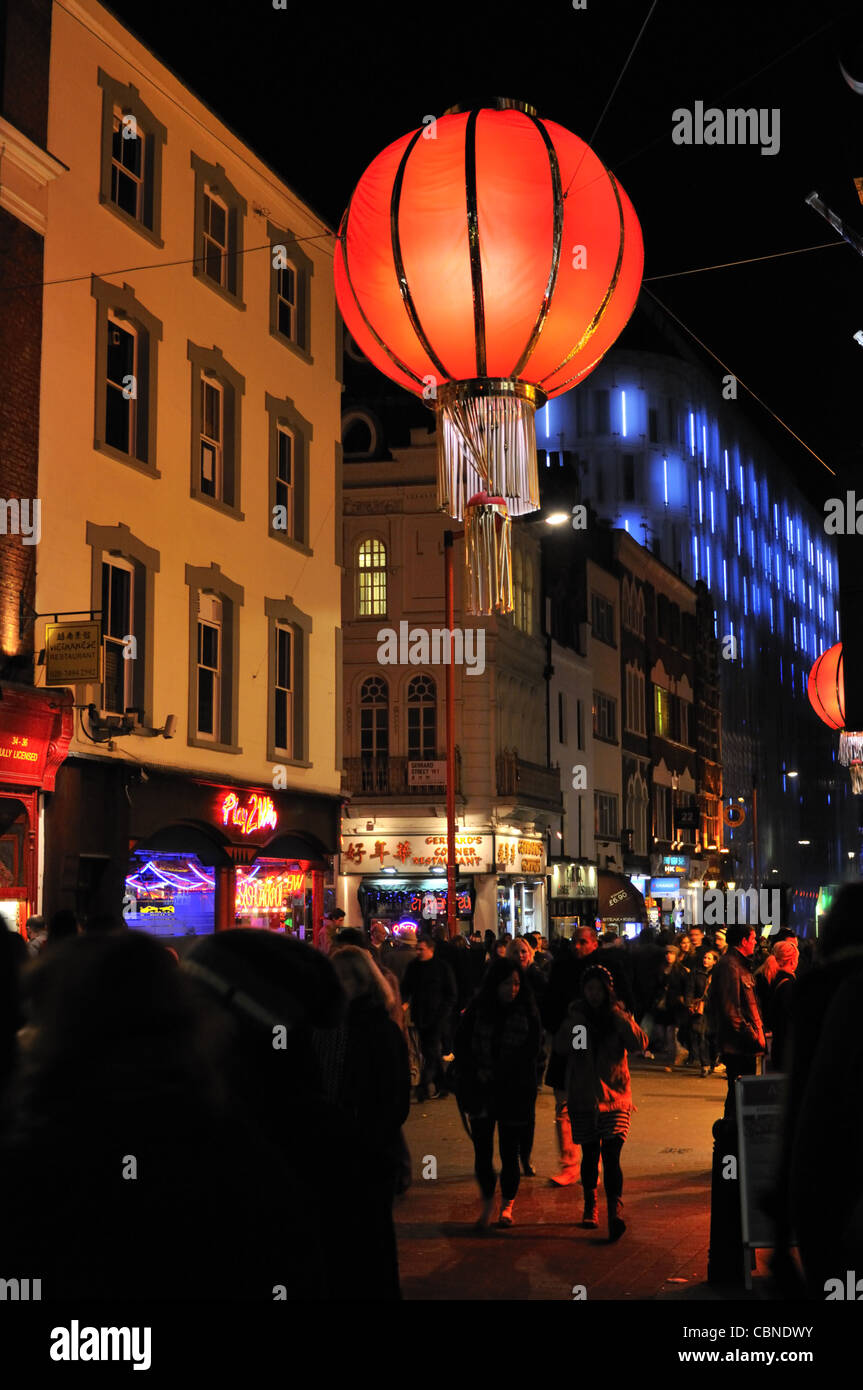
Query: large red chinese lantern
808,641,863,792
334,99,644,613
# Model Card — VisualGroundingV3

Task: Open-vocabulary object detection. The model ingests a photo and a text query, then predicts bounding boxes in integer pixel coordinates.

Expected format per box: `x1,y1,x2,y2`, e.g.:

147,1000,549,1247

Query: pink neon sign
220,791,278,836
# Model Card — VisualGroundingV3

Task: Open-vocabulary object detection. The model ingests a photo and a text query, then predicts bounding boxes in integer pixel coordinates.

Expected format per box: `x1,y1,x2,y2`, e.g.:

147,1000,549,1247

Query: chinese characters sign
341,833,493,874
494,834,546,875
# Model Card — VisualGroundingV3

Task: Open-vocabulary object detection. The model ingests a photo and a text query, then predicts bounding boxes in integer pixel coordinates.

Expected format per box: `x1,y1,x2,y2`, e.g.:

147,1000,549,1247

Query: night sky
103,0,863,506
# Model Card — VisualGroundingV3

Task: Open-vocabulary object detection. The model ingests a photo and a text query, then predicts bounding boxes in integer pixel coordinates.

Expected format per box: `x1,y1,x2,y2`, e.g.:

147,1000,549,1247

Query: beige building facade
32,0,342,937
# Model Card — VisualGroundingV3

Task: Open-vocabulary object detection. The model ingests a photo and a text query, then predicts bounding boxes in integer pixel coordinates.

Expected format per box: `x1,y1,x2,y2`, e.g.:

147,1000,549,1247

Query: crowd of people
0,887,860,1298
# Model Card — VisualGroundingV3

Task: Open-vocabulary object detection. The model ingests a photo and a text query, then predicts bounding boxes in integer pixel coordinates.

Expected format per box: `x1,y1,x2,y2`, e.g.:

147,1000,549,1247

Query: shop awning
597,870,647,924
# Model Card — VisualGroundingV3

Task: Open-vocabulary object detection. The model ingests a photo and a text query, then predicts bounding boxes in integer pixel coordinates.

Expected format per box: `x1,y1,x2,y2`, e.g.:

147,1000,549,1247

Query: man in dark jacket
710,923,765,1116
401,934,457,1100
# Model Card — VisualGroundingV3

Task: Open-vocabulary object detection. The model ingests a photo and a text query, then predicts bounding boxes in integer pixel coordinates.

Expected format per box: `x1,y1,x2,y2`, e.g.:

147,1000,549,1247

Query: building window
514,551,535,634
203,188,229,287
191,154,246,307
654,685,673,739
101,557,134,714
360,675,389,791
266,393,313,552
653,784,671,841
408,674,436,760
268,221,314,362
594,389,610,434
357,538,387,617
98,70,166,244
186,564,244,753
591,592,615,645
703,797,720,848
593,691,617,743
635,587,645,637
625,666,646,736
622,454,636,501
196,594,222,740
92,277,162,474
648,406,659,443
200,377,223,498
558,690,567,745
273,623,294,756
626,772,649,855
576,699,584,751
266,596,311,764
188,344,245,517
595,792,619,839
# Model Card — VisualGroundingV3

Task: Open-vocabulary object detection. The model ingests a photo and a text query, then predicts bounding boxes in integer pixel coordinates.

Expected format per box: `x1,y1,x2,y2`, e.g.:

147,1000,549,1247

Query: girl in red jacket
554,962,648,1241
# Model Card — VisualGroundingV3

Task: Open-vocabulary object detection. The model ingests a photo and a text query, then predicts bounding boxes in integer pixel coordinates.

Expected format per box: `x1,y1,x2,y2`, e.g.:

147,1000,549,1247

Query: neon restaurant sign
235,872,305,913
220,792,278,836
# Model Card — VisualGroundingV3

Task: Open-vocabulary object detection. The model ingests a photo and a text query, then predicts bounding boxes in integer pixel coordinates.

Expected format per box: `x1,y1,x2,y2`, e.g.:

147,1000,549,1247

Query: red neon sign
220,792,278,836
234,871,305,913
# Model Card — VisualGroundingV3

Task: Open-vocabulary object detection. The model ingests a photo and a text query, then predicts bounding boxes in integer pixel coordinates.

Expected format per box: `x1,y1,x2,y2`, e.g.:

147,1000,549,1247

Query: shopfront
597,869,647,939
0,684,73,933
358,877,476,936
548,860,598,938
43,763,339,946
493,832,547,937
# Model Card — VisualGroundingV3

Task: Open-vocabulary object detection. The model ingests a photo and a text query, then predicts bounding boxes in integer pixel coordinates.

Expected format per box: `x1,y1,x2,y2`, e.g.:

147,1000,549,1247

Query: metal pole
444,530,457,939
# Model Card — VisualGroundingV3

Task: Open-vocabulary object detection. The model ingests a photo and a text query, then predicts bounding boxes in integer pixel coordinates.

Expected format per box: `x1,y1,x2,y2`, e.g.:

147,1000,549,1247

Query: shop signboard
341,832,492,873
650,877,681,897
660,853,689,874
407,760,446,786
0,691,73,790
494,833,546,876
45,620,101,684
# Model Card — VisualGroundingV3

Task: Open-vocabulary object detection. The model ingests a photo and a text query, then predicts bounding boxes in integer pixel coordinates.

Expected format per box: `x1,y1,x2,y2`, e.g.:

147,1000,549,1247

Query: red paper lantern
334,100,643,612
808,642,844,730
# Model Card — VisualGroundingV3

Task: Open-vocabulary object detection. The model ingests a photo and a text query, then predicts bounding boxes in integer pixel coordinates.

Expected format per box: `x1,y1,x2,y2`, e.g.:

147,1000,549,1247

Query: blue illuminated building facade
540,324,852,913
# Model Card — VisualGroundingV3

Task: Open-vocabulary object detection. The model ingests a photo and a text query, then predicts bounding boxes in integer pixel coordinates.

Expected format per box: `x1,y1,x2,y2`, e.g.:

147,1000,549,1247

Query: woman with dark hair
454,957,541,1229
553,962,648,1241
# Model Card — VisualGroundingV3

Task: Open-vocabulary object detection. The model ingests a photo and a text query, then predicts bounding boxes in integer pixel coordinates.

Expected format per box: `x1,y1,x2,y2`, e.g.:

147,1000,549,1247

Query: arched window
360,676,389,791
636,587,646,637
622,578,632,631
407,674,437,760
357,537,387,617
626,771,649,856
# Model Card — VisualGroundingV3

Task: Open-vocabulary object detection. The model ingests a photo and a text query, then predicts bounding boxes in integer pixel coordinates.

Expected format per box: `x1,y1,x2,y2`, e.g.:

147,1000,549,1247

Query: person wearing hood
553,962,648,1241
454,957,541,1229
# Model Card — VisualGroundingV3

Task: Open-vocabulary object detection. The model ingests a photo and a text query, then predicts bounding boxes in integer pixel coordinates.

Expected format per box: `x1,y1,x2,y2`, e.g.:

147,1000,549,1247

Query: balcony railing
496,748,563,811
342,753,461,797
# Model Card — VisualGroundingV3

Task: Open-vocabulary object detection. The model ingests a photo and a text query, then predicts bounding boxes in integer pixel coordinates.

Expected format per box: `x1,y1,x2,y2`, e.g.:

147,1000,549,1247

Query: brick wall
0,209,43,675
1,0,53,147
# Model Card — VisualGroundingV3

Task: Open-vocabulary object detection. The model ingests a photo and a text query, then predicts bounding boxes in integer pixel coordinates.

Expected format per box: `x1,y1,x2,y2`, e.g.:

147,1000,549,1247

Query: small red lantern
334,99,643,612
807,642,844,730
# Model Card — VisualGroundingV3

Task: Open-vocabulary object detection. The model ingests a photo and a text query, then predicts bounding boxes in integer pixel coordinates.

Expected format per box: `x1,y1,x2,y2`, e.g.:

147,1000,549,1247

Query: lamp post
444,530,463,939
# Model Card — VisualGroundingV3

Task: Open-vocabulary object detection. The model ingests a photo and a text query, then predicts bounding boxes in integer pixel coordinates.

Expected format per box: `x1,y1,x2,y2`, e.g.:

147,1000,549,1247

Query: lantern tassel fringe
464,498,513,615
839,732,863,766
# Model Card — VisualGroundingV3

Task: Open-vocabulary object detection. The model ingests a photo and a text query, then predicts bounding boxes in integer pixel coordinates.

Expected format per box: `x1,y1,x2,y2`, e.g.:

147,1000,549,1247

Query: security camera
162,714,177,739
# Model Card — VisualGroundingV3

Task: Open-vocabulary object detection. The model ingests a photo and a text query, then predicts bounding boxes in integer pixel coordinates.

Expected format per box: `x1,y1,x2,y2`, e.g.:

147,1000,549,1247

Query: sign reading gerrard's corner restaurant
341,833,493,873
45,620,102,684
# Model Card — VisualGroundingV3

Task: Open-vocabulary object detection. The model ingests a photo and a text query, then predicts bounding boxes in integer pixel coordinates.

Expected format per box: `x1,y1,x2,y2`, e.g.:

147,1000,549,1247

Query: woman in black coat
454,957,541,1229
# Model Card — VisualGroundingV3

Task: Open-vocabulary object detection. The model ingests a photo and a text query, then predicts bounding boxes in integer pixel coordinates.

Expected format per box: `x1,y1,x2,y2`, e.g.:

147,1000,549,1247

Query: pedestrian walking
708,923,766,1116
552,963,648,1241
453,957,541,1228
684,948,718,1075
506,936,545,1175
401,933,457,1100
766,936,798,1071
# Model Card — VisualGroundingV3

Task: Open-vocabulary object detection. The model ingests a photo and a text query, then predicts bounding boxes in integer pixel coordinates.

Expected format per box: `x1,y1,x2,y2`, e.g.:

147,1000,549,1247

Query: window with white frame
200,377,223,499
274,623,294,756
407,674,437,760
591,591,615,645
196,594,222,739
275,425,294,537
111,109,146,221
276,261,297,341
202,187,229,288
625,665,646,735
105,312,138,456
595,792,619,839
101,556,134,714
357,538,387,616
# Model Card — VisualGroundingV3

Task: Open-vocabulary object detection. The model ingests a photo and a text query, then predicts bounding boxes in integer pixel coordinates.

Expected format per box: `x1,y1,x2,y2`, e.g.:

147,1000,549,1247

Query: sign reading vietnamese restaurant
220,791,278,837
45,620,102,684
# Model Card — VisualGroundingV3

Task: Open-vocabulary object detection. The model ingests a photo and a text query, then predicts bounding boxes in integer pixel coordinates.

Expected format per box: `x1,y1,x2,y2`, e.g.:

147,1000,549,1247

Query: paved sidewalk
394,1060,771,1300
